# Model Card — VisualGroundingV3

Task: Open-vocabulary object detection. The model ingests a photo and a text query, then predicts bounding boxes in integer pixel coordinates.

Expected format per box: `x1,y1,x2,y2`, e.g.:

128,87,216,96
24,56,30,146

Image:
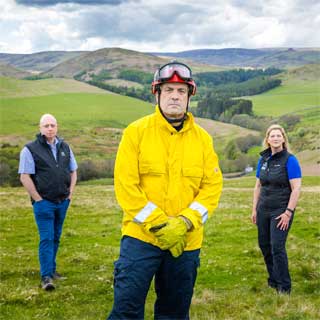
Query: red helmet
151,61,197,95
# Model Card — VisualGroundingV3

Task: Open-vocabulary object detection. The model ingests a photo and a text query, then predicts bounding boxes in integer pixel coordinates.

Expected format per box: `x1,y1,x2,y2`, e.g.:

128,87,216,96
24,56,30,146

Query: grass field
0,77,111,98
0,92,154,135
248,64,320,117
250,81,320,117
0,176,319,319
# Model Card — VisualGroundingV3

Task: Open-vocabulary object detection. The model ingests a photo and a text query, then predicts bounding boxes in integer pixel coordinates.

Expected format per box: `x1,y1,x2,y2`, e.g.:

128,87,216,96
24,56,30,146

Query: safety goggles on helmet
151,61,197,96
156,62,193,81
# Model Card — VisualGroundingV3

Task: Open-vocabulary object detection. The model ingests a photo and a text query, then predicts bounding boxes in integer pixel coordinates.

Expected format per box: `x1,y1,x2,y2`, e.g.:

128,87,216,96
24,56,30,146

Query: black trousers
107,236,200,319
257,209,294,292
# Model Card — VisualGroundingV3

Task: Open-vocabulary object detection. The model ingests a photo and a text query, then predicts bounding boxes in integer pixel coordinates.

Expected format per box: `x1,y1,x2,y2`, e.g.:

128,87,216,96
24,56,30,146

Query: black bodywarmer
26,134,71,203
257,148,292,214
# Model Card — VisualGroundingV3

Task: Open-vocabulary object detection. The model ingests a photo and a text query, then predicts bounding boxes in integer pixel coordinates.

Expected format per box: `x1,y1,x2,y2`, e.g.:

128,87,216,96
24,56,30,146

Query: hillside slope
249,63,320,116
196,117,259,139
151,48,320,68
0,81,260,162
0,51,86,73
43,48,169,79
0,64,31,79
0,77,113,98
42,47,220,80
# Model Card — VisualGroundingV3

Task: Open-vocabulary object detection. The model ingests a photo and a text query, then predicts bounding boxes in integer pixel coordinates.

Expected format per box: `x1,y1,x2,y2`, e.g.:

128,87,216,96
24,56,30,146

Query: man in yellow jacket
108,61,223,319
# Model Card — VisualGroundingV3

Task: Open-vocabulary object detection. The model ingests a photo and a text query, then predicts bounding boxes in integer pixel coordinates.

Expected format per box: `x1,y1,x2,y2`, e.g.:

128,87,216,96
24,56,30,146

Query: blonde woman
251,124,301,294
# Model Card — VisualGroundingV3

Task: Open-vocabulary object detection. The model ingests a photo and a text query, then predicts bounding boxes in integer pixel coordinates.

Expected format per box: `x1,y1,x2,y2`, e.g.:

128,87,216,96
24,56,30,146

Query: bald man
19,114,77,291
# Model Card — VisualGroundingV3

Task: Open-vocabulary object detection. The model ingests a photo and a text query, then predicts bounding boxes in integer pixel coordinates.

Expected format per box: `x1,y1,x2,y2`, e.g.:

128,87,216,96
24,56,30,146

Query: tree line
74,68,282,110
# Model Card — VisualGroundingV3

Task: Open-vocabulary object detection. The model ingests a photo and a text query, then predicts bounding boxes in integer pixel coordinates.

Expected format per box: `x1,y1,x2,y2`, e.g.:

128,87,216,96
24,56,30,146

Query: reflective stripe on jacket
114,106,223,250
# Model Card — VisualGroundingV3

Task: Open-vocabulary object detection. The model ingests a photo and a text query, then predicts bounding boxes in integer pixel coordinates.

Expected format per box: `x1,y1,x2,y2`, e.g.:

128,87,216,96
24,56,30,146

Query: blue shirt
256,154,302,180
18,138,78,174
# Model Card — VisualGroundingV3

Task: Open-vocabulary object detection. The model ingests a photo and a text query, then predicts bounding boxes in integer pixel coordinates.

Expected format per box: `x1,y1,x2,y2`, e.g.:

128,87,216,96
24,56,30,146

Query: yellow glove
142,216,168,234
153,217,188,252
169,237,186,258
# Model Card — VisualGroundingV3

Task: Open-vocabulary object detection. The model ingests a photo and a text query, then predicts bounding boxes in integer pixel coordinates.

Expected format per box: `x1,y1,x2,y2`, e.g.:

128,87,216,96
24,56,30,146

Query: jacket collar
260,147,288,160
155,105,194,133
36,133,61,147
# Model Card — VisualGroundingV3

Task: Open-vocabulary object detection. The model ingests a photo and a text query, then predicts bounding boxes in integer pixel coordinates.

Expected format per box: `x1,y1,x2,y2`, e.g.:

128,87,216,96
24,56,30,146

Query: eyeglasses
155,62,193,81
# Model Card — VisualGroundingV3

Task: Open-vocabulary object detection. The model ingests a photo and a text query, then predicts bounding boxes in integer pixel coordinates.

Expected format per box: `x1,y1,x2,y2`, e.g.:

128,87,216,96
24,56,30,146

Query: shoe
268,282,277,289
53,272,66,280
41,276,55,291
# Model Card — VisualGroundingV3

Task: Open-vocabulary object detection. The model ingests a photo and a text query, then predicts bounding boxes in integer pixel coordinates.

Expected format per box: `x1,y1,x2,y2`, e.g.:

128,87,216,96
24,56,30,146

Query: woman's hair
263,124,290,151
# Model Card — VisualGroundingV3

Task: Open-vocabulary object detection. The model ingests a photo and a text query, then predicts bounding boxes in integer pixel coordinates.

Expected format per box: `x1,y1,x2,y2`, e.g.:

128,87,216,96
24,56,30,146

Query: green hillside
0,91,155,170
249,64,320,117
1,74,318,177
0,77,112,98
0,76,261,163
0,92,260,160
0,92,154,135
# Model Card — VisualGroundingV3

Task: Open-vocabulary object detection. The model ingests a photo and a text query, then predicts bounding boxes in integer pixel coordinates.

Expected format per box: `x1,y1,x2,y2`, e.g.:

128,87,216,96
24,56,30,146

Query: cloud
0,0,319,53
15,0,123,6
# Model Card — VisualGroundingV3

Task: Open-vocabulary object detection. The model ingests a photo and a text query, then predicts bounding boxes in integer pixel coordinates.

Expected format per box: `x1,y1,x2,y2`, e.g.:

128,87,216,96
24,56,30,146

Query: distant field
250,80,319,116
196,117,259,139
0,77,261,161
249,64,320,117
1,75,318,173
0,91,259,160
0,77,112,98
104,78,144,89
0,92,154,160
0,93,154,136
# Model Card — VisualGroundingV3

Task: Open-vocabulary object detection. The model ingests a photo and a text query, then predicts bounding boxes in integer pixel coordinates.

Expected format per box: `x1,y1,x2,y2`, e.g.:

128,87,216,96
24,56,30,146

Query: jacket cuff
141,207,168,232
179,208,203,230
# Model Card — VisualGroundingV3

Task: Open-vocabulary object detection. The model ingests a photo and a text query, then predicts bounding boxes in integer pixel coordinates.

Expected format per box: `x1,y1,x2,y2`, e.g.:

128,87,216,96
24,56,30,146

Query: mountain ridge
149,47,320,68
1,47,319,76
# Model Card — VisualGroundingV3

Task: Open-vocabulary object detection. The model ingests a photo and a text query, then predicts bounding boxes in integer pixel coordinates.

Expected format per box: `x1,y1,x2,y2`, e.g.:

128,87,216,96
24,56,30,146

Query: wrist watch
286,207,295,214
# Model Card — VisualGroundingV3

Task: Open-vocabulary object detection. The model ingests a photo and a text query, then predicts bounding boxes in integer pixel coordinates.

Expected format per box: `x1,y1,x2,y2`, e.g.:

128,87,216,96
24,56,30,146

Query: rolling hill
0,76,113,98
42,47,168,79
0,77,259,161
0,51,86,73
151,47,320,68
243,64,320,175
42,47,220,80
0,48,225,80
2,48,319,75
249,63,320,116
0,64,31,79
1,52,318,176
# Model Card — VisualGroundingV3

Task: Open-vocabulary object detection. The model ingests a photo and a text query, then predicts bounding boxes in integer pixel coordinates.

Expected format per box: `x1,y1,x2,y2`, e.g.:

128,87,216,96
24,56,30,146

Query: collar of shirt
46,137,59,160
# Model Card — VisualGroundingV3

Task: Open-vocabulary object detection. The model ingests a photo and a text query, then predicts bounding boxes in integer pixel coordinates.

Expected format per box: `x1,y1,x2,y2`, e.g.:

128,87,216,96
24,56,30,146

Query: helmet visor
156,62,192,81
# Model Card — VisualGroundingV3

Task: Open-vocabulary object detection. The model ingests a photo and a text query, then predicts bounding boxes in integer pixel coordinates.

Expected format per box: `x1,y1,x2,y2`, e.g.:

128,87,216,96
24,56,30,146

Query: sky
0,0,319,54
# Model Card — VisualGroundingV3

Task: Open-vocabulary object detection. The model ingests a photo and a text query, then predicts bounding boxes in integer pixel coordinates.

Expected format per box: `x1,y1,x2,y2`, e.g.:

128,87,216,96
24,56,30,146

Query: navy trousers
108,236,200,320
33,199,70,278
257,209,294,292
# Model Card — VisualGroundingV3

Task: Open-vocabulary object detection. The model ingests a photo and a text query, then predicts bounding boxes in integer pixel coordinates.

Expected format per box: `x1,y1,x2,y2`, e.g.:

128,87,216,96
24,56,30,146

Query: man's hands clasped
151,217,189,258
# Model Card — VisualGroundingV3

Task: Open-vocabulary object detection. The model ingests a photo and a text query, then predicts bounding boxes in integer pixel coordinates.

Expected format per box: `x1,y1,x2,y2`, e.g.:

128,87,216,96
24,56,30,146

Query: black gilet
26,133,71,203
257,148,292,214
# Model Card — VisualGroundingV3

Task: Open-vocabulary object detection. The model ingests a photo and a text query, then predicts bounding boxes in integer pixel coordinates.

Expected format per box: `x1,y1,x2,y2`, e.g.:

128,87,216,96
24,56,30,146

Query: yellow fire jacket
114,106,223,250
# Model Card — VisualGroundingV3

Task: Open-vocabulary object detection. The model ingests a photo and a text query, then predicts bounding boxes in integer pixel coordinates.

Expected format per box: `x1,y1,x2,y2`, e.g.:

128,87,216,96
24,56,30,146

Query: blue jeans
33,199,70,278
257,209,294,292
108,236,200,320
